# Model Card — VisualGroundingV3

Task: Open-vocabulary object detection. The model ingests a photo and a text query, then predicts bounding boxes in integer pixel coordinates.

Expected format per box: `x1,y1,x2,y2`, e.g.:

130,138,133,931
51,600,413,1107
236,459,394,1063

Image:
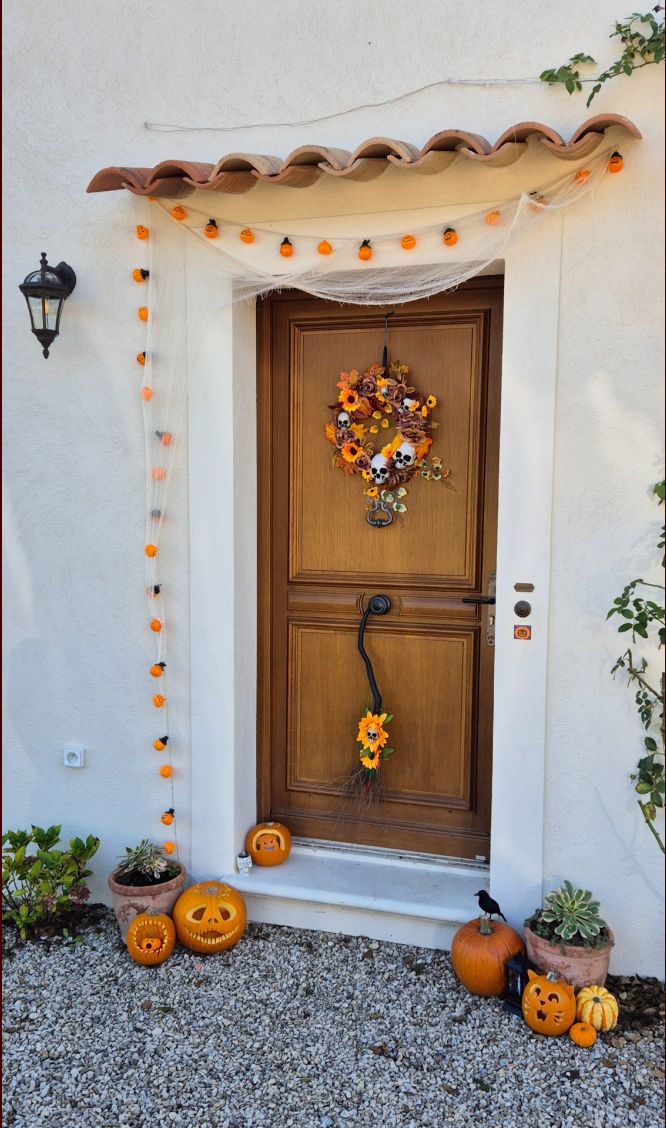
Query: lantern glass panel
44,295,62,331
27,295,43,332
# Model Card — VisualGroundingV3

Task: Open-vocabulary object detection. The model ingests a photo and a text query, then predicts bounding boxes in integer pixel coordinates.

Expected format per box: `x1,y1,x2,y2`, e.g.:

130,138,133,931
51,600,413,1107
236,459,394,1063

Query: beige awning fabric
87,115,641,198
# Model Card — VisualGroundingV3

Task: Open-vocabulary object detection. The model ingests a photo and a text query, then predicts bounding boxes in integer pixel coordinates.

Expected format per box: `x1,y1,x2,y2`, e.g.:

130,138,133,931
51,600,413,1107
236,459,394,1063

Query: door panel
258,282,502,859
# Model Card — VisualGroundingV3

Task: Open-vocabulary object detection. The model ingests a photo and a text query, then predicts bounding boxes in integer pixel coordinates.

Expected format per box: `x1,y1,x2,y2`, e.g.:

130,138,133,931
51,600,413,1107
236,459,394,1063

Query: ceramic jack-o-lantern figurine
280,237,294,257
443,228,458,246
400,234,416,250
358,239,372,261
136,225,149,241
171,205,187,221
126,912,175,966
317,240,332,255
173,881,247,953
204,219,218,239
240,227,254,244
608,152,623,174
245,821,292,866
522,970,576,1036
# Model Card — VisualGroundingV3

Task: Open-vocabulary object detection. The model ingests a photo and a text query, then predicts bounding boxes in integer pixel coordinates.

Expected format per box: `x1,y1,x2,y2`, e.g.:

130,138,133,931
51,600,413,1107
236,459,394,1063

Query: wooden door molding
257,282,502,859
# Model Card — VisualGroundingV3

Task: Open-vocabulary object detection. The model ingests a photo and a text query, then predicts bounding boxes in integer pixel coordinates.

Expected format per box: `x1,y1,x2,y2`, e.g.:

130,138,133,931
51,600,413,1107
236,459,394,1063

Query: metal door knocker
366,499,394,527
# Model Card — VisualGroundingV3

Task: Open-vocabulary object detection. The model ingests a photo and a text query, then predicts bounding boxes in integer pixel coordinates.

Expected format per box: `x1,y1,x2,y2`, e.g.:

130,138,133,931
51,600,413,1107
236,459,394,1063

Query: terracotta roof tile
87,115,641,197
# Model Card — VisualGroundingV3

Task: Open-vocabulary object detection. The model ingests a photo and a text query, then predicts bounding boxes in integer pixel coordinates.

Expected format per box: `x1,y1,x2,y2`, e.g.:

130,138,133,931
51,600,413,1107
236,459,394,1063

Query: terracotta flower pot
524,925,614,990
108,866,187,940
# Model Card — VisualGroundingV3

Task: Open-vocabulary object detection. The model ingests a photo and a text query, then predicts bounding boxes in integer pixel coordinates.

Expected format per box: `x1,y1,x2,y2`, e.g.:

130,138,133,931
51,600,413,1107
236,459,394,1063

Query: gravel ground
2,909,664,1128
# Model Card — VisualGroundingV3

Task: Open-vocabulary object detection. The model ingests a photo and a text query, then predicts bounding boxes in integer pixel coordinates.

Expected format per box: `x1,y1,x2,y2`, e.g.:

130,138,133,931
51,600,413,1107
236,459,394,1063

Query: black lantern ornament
502,951,529,1016
19,252,76,358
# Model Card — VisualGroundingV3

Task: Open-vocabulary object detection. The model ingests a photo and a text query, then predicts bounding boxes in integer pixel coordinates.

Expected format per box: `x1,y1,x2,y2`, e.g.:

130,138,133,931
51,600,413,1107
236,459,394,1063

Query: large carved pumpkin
245,822,292,867
451,916,525,997
522,970,576,1036
126,913,176,966
173,881,247,953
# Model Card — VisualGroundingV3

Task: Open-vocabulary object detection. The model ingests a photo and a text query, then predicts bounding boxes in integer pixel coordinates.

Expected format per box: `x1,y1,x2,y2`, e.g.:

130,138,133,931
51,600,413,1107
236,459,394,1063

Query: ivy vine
540,9,664,106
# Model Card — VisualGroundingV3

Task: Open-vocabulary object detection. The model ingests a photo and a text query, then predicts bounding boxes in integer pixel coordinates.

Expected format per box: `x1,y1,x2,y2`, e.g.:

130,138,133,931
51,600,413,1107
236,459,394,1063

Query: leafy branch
608,482,665,852
540,8,664,106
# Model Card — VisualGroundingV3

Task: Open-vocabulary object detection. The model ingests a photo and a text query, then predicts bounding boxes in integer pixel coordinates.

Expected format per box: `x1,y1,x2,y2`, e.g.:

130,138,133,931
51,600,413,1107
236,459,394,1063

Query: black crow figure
475,889,507,922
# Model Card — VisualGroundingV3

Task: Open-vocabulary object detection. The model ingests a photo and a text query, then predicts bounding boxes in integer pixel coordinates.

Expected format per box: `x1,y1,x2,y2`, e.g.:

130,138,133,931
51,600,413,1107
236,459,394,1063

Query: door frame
187,216,563,926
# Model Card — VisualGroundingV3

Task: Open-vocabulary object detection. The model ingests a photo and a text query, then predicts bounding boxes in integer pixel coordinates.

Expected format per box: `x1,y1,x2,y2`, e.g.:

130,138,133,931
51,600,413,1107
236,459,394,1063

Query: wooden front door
257,281,502,860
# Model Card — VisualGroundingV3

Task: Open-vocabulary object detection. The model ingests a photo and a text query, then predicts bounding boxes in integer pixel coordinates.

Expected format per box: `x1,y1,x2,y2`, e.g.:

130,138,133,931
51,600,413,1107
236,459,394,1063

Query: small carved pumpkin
137,351,146,366
485,210,501,226
443,228,458,246
358,239,372,261
138,306,149,322
608,152,623,174
153,736,168,751
140,387,153,401
451,916,525,997
400,234,416,250
576,985,619,1031
132,268,149,283
150,619,162,632
163,841,176,854
522,970,576,1037
126,913,175,966
145,544,158,557
173,881,247,953
136,225,149,241
245,822,292,866
317,240,333,255
204,219,218,239
240,228,254,244
171,205,187,221
574,169,590,185
161,808,175,825
159,763,172,778
569,1021,597,1048
150,662,166,678
153,694,166,708
280,237,294,257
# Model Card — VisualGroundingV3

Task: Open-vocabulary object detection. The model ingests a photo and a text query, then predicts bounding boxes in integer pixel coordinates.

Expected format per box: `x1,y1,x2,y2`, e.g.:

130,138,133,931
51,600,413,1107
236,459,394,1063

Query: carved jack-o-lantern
126,912,176,966
245,821,292,866
173,881,247,953
522,969,576,1037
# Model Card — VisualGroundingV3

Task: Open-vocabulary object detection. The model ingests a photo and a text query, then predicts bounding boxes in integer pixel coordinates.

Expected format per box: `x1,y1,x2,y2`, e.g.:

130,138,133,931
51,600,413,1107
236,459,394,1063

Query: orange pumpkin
358,239,372,261
163,841,176,854
153,694,166,708
173,881,247,953
485,210,501,226
401,234,416,250
126,913,175,966
574,169,590,185
317,240,333,255
145,544,158,558
153,736,168,751
150,618,162,632
140,387,153,401
245,822,292,867
608,152,623,174
161,808,175,825
137,352,146,366
240,228,254,244
522,970,576,1037
280,237,294,257
204,219,218,239
150,662,166,678
443,228,458,246
138,306,149,322
136,225,149,241
171,205,187,221
132,268,149,283
159,764,172,778
450,917,525,997
569,1021,597,1048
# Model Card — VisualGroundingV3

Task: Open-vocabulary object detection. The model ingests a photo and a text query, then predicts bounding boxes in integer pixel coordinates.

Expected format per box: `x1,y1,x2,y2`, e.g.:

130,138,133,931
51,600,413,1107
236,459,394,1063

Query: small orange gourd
137,351,146,366
145,544,158,558
443,228,458,246
569,1021,597,1048
173,881,247,953
153,694,166,708
240,228,254,244
608,152,623,174
358,239,372,261
204,219,218,239
171,205,187,221
136,225,149,241
451,916,525,997
317,240,333,255
400,234,416,250
159,763,172,778
245,822,292,867
485,210,501,226
522,970,577,1037
138,306,149,322
161,808,175,825
140,387,153,401
126,913,175,966
150,662,166,678
280,237,294,257
149,619,162,632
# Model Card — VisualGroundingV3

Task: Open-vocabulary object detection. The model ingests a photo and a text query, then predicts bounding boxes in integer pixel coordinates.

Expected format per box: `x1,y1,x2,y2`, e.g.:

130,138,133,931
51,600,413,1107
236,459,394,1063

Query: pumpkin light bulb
358,239,372,261
400,234,416,250
150,662,167,678
317,240,332,255
137,352,146,366
132,268,149,283
574,169,590,185
140,387,153,401
145,544,158,558
138,306,149,322
159,764,172,778
136,225,149,241
171,205,187,221
443,228,458,246
153,736,169,751
485,210,501,226
608,151,623,174
240,228,254,244
161,808,175,826
280,237,294,258
163,841,176,854
151,467,166,481
204,219,218,239
150,618,163,632
153,694,166,708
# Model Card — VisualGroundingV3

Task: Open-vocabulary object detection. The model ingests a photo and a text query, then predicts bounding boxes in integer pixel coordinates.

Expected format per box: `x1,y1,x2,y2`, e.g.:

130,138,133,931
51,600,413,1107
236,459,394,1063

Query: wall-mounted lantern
19,252,76,358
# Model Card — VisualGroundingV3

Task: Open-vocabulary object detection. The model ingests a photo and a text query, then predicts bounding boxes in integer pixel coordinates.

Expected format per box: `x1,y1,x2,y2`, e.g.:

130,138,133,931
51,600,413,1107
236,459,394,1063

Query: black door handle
358,595,391,713
461,596,496,605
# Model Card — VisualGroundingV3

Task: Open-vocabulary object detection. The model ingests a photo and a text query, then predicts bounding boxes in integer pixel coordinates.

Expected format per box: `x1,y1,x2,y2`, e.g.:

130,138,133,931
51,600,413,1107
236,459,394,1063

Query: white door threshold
220,839,490,950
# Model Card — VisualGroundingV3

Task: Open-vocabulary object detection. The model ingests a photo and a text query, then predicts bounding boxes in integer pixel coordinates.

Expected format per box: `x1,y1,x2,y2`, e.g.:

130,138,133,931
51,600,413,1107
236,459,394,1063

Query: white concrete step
219,839,489,950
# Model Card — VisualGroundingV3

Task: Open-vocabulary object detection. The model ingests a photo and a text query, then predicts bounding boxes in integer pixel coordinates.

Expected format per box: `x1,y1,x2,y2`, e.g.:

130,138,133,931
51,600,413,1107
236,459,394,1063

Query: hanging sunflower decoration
357,710,394,776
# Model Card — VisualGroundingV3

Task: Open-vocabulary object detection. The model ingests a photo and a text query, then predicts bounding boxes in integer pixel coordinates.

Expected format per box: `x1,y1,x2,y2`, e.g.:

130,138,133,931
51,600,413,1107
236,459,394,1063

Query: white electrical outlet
63,743,85,768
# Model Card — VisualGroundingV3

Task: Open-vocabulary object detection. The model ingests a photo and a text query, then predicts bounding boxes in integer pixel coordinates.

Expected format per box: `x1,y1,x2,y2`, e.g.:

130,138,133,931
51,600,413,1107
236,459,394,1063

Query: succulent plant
538,880,607,944
114,839,171,884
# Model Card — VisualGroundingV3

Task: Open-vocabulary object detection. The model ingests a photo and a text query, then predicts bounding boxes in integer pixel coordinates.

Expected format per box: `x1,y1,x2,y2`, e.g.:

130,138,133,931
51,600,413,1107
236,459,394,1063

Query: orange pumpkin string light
151,467,166,481
574,169,590,185
153,736,169,751
171,205,187,221
161,808,175,826
400,234,416,250
443,228,458,246
280,237,294,257
152,585,161,596
240,228,254,244
204,218,218,239
132,268,149,283
485,210,501,226
136,225,149,241
137,352,146,366
608,151,623,174
138,307,149,322
155,431,173,445
317,240,333,255
159,764,172,778
153,694,166,708
145,544,158,558
358,239,372,261
150,618,162,632
150,662,167,678
163,841,176,855
140,387,153,401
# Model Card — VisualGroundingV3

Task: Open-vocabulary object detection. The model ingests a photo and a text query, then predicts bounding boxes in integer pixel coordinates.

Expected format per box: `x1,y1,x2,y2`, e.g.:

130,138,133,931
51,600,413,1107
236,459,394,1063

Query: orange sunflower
360,748,382,770
357,712,388,753
339,388,360,411
342,441,362,463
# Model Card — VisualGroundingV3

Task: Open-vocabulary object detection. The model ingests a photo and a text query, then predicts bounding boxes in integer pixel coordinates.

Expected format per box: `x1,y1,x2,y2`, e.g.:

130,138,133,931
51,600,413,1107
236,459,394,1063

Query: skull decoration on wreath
324,361,450,525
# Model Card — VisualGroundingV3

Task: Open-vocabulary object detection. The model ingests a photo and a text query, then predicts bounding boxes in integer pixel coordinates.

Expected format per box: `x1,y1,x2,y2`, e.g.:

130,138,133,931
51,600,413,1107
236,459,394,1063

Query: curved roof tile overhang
87,115,641,198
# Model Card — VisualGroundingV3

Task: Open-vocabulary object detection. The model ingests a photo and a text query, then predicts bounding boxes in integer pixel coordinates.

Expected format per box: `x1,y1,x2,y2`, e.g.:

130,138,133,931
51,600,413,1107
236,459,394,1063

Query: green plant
2,825,100,941
608,481,665,853
525,880,610,949
540,8,664,106
113,839,180,887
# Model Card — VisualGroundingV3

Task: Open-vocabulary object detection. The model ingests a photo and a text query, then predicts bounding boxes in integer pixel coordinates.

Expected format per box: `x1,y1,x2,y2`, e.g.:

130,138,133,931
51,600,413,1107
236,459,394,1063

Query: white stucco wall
3,1,663,973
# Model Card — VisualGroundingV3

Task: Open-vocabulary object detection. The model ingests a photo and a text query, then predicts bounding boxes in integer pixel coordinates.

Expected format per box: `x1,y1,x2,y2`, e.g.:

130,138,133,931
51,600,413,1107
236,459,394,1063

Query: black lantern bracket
19,252,77,358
